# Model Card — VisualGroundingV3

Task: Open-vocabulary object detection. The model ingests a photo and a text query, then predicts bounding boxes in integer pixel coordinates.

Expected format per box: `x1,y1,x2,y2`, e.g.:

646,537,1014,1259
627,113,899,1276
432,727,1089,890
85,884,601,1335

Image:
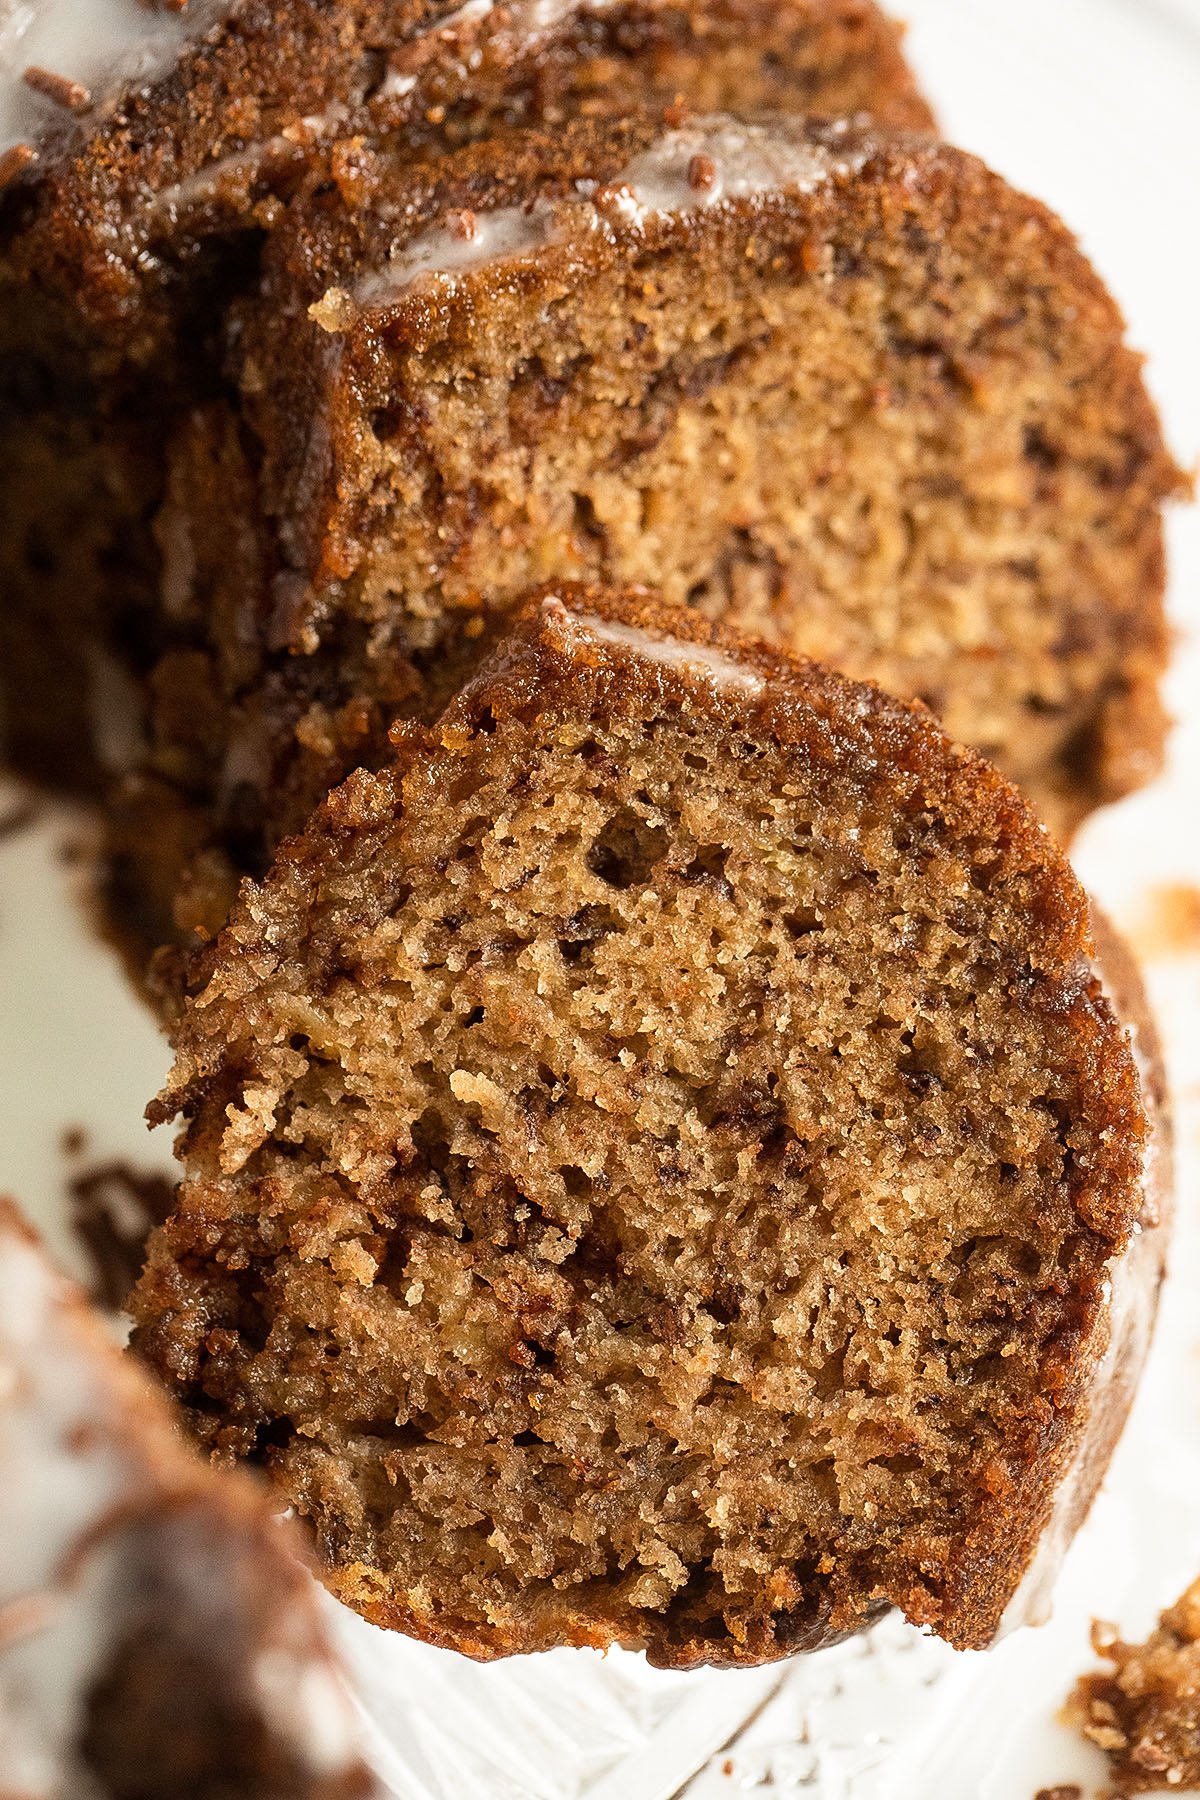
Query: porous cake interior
293,185,1171,833
138,662,1136,1658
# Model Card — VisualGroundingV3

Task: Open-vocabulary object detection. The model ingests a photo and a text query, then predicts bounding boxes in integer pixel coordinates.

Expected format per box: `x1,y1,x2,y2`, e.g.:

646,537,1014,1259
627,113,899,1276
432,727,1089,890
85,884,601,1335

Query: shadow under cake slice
121,107,1183,959
130,585,1169,1667
0,1197,376,1800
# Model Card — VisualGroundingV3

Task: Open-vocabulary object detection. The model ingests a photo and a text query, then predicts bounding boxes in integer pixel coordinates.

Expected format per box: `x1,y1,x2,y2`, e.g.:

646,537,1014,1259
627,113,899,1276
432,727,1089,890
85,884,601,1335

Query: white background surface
1,3,1198,1794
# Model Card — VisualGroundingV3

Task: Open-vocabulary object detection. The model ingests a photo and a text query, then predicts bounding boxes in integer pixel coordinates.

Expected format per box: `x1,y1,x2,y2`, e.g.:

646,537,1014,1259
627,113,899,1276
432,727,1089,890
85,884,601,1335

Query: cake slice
0,1198,376,1800
121,107,1181,961
0,0,930,801
131,586,1169,1667
0,0,930,348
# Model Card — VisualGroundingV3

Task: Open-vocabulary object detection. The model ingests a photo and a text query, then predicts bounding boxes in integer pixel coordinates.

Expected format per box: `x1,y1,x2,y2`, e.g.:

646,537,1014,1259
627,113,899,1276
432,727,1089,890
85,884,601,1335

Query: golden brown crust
957,907,1170,1641
133,585,1167,1665
1,0,932,345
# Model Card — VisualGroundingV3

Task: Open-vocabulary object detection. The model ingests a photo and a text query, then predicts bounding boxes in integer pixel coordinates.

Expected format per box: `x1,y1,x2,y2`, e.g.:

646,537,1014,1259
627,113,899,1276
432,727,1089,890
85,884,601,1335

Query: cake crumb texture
132,587,1163,1667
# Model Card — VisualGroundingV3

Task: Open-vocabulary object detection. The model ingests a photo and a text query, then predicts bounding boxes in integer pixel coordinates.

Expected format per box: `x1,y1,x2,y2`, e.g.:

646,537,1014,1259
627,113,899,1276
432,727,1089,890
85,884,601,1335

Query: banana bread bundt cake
0,1197,376,1800
112,105,1181,959
131,586,1169,1667
0,0,930,799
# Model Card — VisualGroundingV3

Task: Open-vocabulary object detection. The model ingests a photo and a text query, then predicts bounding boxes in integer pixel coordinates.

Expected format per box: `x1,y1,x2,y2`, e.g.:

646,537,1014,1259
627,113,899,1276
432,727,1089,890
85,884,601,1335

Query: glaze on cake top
0,0,234,159
354,116,873,304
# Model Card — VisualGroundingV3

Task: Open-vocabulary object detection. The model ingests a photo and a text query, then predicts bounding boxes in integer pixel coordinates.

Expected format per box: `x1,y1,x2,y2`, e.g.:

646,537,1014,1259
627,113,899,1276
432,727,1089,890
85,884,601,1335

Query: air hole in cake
585,806,669,890
371,404,404,444
783,906,821,939
682,843,731,891
572,491,609,551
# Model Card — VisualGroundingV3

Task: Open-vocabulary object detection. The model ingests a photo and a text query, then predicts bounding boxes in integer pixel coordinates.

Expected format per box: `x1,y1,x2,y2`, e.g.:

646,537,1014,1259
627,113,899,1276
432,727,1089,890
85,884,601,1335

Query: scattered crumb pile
1070,1579,1200,1793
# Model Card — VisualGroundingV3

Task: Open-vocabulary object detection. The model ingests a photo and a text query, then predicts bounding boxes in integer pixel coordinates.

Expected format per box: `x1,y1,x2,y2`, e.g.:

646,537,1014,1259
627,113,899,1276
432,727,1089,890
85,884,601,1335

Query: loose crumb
1068,1578,1200,1793
1132,883,1200,959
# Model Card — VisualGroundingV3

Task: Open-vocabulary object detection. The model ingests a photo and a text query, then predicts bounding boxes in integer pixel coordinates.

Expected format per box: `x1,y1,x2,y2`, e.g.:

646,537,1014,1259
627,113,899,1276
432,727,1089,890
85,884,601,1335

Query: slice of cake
0,0,930,801
1069,1583,1200,1794
130,586,1169,1667
1,0,930,347
116,106,1181,959
0,1197,376,1800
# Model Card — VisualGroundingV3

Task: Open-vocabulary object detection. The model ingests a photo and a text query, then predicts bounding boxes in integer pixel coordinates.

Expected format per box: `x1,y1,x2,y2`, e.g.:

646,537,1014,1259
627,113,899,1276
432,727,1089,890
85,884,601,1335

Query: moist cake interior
138,609,1142,1661
259,124,1172,842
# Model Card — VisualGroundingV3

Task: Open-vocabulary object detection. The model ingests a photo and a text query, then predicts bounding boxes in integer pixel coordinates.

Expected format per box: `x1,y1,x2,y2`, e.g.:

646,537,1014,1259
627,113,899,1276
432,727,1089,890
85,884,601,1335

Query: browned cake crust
0,0,931,803
1,0,931,346
107,105,1182,964
131,585,1168,1667
0,1197,376,1800
1070,1581,1200,1793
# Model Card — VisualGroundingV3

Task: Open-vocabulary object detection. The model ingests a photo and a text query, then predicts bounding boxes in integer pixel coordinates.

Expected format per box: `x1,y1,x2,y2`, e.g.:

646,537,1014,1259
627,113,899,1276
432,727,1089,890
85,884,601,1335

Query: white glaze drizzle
549,602,767,695
357,197,562,301
147,102,347,227
0,1210,369,1795
603,117,859,221
352,116,866,308
0,0,235,157
378,0,614,84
